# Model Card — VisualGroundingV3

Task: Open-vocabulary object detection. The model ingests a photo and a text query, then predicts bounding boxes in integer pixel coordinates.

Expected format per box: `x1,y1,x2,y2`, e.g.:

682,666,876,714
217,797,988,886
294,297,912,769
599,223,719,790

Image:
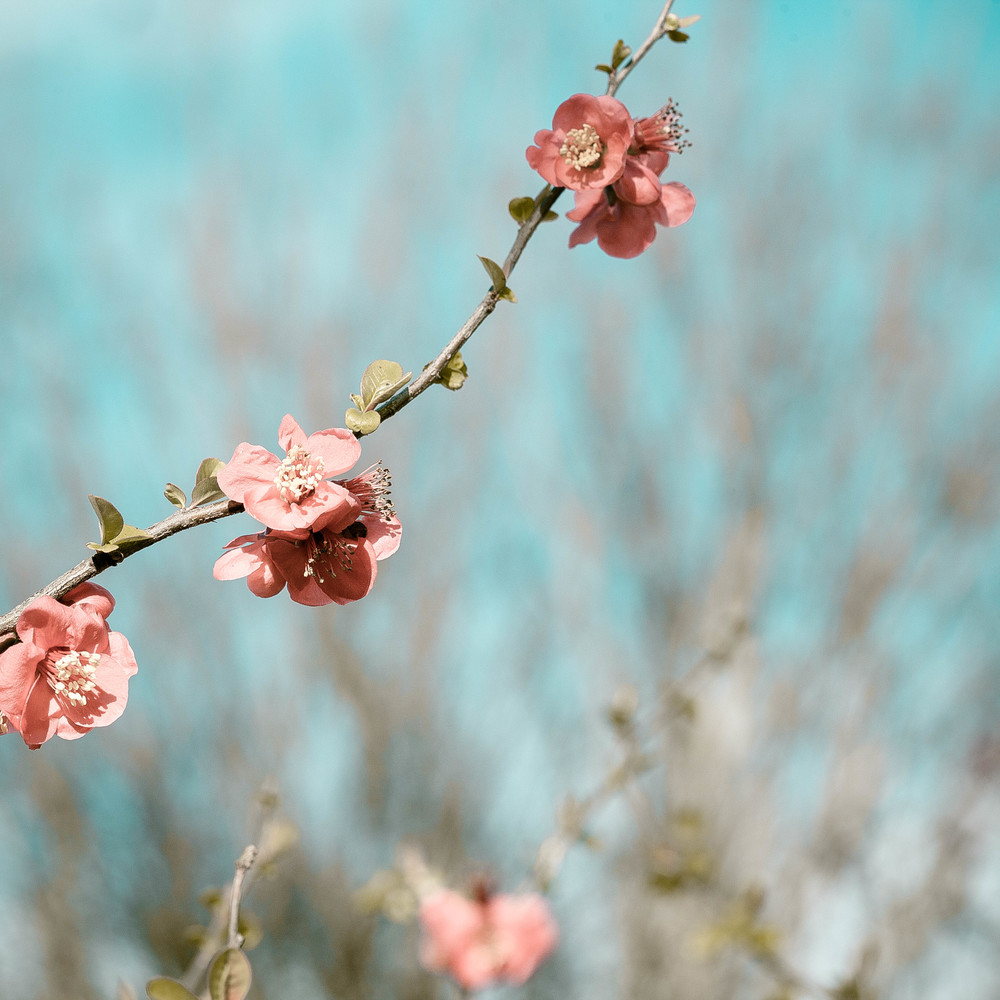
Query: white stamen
274,445,325,504
559,124,604,170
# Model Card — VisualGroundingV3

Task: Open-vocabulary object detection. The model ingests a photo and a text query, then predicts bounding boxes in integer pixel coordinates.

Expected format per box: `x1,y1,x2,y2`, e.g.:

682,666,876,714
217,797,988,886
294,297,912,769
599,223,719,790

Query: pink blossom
217,414,363,533
526,94,634,191
214,464,401,606
563,98,695,258
567,180,695,259
419,889,558,991
0,584,138,748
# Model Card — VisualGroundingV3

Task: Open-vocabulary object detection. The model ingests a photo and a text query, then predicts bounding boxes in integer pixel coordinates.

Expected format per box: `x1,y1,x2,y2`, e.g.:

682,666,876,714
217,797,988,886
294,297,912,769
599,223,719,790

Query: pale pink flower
214,464,401,606
419,889,558,991
217,414,363,533
0,584,138,748
526,94,634,191
567,180,695,259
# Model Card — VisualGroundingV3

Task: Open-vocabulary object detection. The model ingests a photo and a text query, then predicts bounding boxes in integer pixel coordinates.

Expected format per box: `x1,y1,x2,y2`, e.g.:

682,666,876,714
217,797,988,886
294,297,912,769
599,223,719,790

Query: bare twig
228,846,258,949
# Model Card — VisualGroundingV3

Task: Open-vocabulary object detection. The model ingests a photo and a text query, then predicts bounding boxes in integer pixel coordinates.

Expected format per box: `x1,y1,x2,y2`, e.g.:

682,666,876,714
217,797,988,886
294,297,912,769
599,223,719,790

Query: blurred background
1,0,999,997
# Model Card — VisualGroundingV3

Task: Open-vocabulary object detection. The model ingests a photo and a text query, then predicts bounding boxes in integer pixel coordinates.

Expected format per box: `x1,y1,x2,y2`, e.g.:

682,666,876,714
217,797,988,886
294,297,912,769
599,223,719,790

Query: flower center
559,124,604,170
42,649,100,707
302,533,357,583
274,445,325,504
340,462,396,521
632,99,690,154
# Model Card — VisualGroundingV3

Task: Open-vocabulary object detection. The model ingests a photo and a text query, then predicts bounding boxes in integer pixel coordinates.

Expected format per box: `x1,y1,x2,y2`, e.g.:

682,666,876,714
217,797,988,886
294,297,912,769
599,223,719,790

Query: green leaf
360,360,412,409
611,39,632,69
508,197,535,224
208,948,252,1000
498,286,518,303
89,495,124,546
478,255,507,294
146,978,200,1000
349,393,364,410
164,483,187,509
345,407,381,436
542,210,558,222
433,351,468,391
111,524,154,555
595,63,613,74
196,458,226,484
191,477,227,507
238,911,264,951
667,30,690,42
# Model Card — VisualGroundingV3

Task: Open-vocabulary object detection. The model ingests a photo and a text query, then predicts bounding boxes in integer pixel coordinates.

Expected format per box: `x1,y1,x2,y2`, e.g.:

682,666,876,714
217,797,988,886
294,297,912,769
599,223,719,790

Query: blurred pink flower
419,888,558,991
214,464,401,606
0,584,138,748
526,94,634,191
217,414,363,533
567,180,695,259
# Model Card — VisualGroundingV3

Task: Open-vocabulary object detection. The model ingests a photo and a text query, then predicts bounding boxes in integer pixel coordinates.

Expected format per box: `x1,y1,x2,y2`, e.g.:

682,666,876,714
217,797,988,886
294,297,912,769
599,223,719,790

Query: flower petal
659,181,696,227
276,414,308,453
614,159,662,205
217,443,280,503
304,427,362,476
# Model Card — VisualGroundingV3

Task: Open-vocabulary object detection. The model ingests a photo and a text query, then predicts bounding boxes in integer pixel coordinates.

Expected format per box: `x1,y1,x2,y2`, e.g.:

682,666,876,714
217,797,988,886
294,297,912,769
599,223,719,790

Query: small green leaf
191,477,227,507
611,39,632,69
164,483,187,509
89,495,124,546
349,393,364,410
345,407,381,436
111,524,154,555
86,541,121,554
498,286,518,303
196,458,226,484
208,948,252,1000
508,197,535,224
428,351,468,391
667,30,690,42
542,210,558,222
146,978,200,1000
478,255,507,294
238,911,264,951
595,63,613,74
360,360,412,409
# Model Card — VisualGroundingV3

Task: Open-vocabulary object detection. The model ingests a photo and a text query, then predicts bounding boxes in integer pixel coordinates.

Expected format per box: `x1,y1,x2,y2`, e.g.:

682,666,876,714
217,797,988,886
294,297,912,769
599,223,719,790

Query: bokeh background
1,0,999,997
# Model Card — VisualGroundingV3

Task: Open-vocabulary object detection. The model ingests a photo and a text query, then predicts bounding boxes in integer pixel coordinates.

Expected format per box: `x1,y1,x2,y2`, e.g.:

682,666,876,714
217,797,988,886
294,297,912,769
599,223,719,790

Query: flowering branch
0,497,242,642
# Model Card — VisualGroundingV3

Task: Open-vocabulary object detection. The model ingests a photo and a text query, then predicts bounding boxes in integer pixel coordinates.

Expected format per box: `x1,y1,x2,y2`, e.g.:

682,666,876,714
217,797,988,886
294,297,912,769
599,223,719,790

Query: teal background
1,1,999,997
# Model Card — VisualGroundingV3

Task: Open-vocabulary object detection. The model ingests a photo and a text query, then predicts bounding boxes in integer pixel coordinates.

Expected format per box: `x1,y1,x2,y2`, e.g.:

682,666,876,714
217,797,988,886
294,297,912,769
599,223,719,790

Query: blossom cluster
0,583,138,748
526,93,695,258
213,414,401,606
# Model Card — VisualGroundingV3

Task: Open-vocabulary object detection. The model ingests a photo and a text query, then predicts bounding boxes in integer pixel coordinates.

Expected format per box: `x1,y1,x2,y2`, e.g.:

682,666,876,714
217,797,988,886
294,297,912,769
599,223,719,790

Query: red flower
564,99,695,258
0,584,138,748
567,180,695,258
526,94,634,191
419,889,558,991
214,464,401,606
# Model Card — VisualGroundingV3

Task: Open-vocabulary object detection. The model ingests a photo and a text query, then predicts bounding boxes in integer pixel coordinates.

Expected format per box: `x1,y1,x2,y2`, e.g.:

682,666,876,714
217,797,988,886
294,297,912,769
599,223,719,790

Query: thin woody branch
0,0,686,639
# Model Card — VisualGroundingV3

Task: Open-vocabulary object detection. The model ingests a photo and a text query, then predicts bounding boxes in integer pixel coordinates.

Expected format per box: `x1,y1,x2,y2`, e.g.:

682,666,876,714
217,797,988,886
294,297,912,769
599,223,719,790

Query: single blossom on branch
0,583,138,748
526,93,695,258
